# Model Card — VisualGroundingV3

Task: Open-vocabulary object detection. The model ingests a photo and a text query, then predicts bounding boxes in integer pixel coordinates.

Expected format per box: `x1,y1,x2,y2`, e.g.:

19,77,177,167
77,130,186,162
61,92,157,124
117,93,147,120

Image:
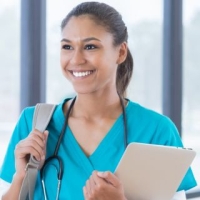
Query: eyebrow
60,37,101,43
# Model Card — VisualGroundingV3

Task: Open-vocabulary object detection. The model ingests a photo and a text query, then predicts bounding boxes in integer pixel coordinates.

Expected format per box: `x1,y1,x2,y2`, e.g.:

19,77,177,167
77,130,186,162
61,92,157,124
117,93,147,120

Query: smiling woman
0,1,197,200
60,13,131,97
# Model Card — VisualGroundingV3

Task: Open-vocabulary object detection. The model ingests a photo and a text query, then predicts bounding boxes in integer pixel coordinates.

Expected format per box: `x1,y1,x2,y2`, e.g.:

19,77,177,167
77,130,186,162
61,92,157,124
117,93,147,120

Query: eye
85,44,97,50
62,45,72,50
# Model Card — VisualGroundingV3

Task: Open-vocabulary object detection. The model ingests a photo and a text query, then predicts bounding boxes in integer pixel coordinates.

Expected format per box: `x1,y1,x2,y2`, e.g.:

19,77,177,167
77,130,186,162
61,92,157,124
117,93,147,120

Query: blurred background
0,0,199,198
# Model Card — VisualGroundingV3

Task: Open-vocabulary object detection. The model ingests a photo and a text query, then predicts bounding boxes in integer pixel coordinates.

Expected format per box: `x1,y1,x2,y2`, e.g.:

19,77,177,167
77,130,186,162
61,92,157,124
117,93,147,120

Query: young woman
0,2,197,200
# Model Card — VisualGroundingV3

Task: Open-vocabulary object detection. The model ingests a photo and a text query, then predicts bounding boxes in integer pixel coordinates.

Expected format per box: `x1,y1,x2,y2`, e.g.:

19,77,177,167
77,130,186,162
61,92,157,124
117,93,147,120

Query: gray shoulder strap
19,104,56,200
33,104,56,132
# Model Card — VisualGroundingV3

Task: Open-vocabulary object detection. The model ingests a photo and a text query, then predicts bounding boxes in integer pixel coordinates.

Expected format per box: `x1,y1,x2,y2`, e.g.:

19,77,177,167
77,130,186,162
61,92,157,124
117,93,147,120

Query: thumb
43,130,49,143
43,130,49,155
97,171,120,187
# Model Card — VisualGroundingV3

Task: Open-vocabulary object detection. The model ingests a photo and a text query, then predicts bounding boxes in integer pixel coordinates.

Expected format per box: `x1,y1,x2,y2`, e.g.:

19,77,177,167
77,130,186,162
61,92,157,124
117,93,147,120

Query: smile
71,70,95,77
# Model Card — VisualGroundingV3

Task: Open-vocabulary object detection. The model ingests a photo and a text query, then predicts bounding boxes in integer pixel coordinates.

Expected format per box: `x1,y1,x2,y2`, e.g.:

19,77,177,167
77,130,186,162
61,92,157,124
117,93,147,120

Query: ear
117,42,128,64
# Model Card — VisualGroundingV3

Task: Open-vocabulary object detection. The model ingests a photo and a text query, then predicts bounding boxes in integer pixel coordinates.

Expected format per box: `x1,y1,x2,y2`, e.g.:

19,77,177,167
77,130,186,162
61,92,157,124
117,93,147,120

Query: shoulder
127,100,172,124
15,106,35,133
126,100,181,145
20,106,35,120
14,99,65,137
20,98,69,122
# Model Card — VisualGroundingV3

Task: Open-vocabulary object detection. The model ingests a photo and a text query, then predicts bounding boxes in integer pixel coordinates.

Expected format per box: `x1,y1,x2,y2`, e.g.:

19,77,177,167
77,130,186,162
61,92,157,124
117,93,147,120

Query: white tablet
114,142,196,200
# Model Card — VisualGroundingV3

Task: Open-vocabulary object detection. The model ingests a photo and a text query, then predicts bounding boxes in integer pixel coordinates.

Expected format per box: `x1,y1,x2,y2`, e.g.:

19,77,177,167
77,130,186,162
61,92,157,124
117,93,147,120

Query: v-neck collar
66,112,125,173
54,98,130,174
69,112,124,156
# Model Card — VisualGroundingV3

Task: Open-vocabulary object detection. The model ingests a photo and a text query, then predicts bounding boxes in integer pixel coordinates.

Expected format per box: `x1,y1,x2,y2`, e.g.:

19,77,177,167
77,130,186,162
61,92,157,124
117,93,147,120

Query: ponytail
116,48,134,97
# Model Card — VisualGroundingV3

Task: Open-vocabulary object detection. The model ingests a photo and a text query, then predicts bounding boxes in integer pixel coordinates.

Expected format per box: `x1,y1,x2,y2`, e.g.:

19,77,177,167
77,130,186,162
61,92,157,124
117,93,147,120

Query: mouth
70,70,95,78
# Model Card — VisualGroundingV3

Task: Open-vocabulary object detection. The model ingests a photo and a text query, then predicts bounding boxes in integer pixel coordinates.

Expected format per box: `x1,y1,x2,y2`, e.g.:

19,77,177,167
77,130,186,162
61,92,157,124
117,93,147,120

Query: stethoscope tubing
40,95,127,199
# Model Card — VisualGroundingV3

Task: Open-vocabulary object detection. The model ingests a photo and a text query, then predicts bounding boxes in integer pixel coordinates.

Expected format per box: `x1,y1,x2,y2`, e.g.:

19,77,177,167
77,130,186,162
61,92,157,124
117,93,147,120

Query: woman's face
60,15,126,95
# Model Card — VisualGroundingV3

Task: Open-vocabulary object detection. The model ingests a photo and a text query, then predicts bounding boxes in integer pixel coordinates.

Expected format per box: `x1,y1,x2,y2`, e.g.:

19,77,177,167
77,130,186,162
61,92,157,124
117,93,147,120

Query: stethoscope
40,95,128,200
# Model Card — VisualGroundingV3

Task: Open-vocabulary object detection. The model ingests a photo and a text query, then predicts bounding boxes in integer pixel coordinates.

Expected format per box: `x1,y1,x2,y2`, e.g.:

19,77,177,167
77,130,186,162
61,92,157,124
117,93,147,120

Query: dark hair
61,2,133,97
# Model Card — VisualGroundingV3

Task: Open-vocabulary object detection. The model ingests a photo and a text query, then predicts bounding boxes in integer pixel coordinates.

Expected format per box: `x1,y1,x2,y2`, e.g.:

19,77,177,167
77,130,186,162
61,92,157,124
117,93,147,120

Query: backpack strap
19,104,56,200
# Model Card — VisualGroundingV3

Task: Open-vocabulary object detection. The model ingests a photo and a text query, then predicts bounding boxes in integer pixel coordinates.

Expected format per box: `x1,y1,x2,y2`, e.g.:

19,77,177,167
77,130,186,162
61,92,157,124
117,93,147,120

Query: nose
70,49,86,66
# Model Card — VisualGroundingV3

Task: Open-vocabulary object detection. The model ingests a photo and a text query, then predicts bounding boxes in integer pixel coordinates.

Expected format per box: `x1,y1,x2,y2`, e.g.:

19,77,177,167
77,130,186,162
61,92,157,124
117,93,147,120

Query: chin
73,87,96,95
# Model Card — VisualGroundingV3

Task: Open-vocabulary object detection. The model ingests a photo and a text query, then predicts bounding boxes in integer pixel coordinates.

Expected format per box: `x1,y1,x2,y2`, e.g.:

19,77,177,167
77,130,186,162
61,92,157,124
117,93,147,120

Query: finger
30,129,47,139
16,141,44,161
28,130,49,152
15,138,45,161
31,129,46,139
43,130,49,154
43,130,49,143
20,130,48,162
15,143,44,162
88,174,96,196
28,130,47,148
83,186,89,200
97,171,121,187
85,179,91,197
91,171,108,191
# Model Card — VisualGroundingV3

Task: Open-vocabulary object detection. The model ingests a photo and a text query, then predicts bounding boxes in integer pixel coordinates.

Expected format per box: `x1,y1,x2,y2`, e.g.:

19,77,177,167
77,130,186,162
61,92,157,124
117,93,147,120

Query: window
182,0,200,190
0,1,20,165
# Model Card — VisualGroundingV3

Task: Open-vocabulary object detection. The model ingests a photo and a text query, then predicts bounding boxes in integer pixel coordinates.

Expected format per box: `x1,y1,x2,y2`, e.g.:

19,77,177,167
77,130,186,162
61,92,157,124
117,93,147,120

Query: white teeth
73,71,92,77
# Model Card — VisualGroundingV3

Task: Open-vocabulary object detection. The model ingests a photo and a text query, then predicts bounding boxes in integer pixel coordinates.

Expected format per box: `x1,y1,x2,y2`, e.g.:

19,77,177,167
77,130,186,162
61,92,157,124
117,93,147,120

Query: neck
71,90,122,120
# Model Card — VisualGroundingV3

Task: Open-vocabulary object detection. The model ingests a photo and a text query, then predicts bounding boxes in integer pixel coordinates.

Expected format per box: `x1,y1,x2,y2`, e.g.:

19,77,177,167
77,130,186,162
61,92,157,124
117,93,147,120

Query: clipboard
114,142,196,200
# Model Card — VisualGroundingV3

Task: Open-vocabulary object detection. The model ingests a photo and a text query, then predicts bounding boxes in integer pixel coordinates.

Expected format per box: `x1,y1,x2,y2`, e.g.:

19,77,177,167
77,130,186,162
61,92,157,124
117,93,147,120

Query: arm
152,116,197,191
1,130,48,200
0,179,10,199
1,174,24,200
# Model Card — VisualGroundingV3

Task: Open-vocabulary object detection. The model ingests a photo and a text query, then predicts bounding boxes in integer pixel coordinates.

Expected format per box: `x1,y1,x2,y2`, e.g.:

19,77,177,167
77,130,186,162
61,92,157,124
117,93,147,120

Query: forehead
61,15,113,41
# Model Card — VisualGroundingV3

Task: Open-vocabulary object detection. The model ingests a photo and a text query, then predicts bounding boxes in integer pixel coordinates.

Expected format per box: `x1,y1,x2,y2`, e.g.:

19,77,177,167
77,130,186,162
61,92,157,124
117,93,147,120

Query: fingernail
97,171,104,176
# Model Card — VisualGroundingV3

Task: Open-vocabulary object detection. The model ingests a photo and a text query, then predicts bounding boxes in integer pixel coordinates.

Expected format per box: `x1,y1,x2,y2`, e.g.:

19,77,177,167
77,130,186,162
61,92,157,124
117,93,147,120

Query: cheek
60,52,68,70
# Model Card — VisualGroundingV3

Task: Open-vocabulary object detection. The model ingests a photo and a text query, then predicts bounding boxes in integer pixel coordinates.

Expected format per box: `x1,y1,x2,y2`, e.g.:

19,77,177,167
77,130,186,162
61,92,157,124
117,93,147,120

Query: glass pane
183,0,200,190
0,1,20,165
46,0,163,113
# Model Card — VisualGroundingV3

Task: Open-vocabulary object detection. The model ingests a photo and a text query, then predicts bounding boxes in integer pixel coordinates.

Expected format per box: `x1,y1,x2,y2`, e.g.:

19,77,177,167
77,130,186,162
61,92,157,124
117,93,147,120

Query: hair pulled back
61,2,133,97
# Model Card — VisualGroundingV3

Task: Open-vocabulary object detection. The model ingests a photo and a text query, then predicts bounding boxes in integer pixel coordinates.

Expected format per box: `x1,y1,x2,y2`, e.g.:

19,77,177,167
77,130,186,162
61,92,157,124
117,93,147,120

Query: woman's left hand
83,170,127,200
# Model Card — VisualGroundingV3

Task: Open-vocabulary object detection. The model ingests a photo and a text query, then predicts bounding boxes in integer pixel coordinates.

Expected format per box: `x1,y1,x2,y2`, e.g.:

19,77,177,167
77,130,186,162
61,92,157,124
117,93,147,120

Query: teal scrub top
0,99,197,199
